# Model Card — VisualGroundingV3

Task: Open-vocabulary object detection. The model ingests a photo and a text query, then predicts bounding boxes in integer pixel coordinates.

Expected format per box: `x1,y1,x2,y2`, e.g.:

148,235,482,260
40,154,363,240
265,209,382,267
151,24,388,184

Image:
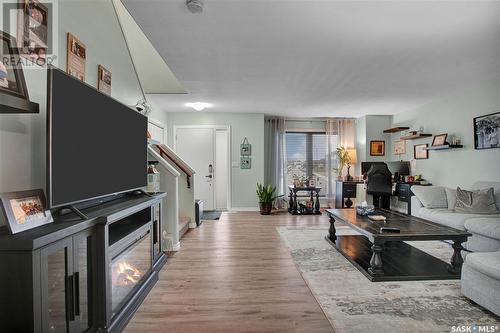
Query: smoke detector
186,0,203,13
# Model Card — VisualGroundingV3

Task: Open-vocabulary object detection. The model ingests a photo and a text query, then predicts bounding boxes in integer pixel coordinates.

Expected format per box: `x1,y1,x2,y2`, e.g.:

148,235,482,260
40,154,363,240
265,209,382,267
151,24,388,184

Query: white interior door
175,128,215,210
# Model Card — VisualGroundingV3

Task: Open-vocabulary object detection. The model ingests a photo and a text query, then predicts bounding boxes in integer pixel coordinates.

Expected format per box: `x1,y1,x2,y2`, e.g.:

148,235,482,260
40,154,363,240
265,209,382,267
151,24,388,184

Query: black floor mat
202,211,223,220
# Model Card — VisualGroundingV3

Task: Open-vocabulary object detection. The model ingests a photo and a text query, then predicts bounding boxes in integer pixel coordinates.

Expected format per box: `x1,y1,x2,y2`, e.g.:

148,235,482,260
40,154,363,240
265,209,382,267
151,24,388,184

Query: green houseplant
256,183,281,215
334,146,350,178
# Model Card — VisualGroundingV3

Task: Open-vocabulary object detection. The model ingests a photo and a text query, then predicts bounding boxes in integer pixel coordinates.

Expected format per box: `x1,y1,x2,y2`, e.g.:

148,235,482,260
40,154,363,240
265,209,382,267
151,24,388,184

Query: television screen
47,67,147,208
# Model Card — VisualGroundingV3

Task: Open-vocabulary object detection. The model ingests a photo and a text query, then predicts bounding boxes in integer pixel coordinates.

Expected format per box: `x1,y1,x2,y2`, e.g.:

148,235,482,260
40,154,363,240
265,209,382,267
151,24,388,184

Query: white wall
165,112,264,208
388,82,500,188
0,0,145,225
355,115,392,175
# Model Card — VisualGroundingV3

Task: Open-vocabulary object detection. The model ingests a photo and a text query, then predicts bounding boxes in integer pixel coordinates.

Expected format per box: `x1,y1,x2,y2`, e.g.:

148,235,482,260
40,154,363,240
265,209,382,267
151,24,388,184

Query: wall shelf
424,144,463,151
400,134,432,140
383,127,410,133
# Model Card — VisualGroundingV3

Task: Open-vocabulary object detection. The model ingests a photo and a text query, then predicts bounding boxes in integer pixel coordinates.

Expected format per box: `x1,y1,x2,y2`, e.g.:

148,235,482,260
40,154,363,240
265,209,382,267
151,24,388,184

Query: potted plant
334,146,349,179
256,183,281,215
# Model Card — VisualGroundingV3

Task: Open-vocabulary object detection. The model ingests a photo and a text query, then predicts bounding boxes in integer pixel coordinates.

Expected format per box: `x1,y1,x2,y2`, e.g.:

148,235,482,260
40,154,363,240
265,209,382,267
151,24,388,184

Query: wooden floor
125,211,334,333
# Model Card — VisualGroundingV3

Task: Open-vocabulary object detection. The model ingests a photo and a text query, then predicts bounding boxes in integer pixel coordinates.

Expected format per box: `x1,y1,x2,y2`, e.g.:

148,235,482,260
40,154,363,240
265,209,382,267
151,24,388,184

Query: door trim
173,125,232,210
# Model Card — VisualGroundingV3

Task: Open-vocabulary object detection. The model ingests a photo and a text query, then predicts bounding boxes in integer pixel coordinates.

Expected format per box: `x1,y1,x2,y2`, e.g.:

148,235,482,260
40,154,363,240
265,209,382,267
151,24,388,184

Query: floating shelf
400,134,432,140
425,144,463,151
383,127,410,133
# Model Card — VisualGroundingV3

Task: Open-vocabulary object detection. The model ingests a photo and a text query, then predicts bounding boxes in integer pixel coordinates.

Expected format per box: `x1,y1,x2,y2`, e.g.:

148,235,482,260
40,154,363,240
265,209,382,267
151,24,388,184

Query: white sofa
411,181,500,252
411,181,500,316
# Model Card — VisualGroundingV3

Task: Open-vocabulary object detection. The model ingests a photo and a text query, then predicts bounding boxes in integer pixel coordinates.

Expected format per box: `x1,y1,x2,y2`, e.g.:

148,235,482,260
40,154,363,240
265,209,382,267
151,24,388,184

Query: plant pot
259,202,273,215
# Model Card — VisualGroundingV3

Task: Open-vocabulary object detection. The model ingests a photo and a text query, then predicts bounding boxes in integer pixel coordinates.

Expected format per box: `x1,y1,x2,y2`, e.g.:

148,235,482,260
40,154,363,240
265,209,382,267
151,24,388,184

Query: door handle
74,272,80,316
66,275,75,322
205,175,213,179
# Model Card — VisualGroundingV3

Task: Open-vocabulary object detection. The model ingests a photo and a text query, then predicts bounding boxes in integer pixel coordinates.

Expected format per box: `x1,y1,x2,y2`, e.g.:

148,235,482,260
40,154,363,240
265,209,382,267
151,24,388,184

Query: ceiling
122,0,500,117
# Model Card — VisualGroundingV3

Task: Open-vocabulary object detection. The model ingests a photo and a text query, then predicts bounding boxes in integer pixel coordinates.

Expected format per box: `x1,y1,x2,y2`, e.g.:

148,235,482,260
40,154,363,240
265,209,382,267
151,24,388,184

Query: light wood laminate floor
125,211,334,333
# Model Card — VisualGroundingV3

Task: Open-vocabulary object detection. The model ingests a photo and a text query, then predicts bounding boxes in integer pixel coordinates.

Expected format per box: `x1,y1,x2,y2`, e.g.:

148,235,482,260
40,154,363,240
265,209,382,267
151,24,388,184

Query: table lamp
345,149,357,181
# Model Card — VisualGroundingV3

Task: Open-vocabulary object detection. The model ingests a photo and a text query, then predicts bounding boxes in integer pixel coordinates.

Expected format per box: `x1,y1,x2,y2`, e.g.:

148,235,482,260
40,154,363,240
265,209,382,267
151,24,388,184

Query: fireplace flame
115,261,141,286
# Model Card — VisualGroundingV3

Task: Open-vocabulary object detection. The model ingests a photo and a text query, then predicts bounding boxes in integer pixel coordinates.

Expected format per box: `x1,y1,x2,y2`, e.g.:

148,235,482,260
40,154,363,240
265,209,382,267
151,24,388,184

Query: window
285,132,332,194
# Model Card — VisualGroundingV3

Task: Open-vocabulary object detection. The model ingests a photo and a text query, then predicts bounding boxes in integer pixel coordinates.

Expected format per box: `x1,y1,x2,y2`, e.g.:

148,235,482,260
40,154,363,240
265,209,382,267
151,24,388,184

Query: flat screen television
47,67,147,208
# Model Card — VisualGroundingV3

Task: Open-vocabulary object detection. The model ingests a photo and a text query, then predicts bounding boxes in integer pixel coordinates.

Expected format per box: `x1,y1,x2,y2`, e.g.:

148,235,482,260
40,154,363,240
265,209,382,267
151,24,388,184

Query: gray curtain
264,117,286,199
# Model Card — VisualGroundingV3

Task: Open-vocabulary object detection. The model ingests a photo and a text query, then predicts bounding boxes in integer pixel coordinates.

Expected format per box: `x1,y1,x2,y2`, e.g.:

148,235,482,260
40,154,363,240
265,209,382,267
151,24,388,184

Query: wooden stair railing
154,144,194,189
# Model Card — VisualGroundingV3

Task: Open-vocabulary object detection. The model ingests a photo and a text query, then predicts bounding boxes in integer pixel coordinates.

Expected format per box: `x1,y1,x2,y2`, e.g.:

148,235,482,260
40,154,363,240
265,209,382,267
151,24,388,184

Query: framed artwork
17,0,49,65
393,140,406,155
370,140,385,156
414,144,429,160
0,189,53,234
240,137,251,156
474,112,500,150
432,133,448,146
240,157,251,169
67,32,86,81
0,32,30,100
98,65,111,95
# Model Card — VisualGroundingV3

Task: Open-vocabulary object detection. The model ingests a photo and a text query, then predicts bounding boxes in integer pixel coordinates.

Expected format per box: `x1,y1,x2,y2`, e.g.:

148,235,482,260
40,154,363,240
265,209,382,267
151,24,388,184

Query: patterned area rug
277,226,500,333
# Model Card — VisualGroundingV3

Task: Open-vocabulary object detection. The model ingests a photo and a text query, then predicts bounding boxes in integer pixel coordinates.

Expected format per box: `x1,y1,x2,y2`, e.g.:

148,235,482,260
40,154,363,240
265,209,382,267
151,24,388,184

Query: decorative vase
259,202,272,215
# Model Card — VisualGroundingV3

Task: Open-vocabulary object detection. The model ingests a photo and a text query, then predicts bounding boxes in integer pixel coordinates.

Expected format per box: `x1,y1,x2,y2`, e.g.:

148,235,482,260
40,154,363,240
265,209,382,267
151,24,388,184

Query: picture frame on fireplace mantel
0,31,39,113
0,189,53,234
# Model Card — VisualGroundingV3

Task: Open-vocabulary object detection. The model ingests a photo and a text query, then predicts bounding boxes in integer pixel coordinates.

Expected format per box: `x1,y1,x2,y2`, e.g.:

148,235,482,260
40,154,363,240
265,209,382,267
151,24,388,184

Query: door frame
173,125,232,210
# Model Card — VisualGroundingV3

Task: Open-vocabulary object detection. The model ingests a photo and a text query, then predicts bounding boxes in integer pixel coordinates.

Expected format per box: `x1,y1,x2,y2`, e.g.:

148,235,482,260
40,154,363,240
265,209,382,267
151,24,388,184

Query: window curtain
264,117,286,202
326,118,356,208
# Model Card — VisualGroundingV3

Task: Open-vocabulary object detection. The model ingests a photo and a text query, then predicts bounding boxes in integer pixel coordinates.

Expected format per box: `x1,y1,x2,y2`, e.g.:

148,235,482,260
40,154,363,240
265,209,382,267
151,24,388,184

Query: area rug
202,210,222,220
277,226,500,333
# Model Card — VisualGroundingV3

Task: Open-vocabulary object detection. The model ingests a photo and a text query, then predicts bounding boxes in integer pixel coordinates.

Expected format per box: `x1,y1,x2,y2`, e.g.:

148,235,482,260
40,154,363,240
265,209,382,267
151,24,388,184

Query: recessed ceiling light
186,102,212,111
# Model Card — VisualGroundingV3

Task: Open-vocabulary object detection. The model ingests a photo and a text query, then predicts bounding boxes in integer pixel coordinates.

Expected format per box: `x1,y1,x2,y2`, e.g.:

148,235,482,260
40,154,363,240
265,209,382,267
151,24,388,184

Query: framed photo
0,189,53,234
67,32,86,81
0,32,30,100
414,144,429,160
432,133,448,146
98,65,111,95
393,140,406,155
240,157,251,169
17,0,49,66
370,140,385,156
474,112,500,150
240,137,251,156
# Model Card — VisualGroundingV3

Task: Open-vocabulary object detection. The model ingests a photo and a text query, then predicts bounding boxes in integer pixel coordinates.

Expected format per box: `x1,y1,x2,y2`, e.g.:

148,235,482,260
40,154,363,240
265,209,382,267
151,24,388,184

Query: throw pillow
445,188,457,210
455,187,499,214
411,186,448,209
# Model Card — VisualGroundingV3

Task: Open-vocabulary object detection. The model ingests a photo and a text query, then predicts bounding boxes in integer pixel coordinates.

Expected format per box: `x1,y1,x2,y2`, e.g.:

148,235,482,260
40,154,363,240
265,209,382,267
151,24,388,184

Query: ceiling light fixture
186,102,212,111
186,0,203,13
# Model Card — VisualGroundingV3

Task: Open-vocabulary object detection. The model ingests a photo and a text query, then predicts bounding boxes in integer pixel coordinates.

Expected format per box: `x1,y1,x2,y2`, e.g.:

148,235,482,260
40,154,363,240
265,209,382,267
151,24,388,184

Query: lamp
345,149,357,181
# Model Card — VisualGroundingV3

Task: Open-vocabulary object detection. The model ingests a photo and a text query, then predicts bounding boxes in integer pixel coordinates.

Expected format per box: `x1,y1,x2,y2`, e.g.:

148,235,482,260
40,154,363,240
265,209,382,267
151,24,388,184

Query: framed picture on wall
473,112,500,150
0,189,53,234
370,140,385,156
98,65,111,95
0,32,30,100
414,144,429,160
393,140,406,155
67,32,86,81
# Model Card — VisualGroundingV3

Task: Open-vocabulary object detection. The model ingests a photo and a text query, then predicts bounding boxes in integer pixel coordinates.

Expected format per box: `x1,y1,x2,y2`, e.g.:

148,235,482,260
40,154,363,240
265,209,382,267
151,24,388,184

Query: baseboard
229,207,259,212
188,221,197,228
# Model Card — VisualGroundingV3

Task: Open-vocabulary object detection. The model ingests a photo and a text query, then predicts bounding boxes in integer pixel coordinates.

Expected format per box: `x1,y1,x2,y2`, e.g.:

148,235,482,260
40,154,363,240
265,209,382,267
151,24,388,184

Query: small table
325,208,471,282
288,186,321,215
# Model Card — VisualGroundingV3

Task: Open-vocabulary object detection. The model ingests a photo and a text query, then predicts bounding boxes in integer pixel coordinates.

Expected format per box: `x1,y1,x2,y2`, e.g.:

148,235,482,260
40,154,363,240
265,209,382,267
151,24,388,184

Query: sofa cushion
417,208,488,230
465,251,500,280
471,181,500,210
455,187,499,214
445,187,457,210
411,186,448,209
464,217,500,241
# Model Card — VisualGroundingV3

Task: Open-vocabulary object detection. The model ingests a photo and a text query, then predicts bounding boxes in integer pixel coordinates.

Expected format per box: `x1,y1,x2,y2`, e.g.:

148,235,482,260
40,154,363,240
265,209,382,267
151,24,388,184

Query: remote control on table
380,227,400,233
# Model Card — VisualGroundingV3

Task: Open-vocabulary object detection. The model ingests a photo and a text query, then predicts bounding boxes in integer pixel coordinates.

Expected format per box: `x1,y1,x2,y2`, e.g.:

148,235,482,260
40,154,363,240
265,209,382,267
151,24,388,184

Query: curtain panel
264,117,286,199
326,118,356,208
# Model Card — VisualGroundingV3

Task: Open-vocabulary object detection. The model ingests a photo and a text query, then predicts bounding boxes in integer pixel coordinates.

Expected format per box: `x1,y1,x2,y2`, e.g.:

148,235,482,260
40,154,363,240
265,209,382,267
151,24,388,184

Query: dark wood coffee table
325,208,471,282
